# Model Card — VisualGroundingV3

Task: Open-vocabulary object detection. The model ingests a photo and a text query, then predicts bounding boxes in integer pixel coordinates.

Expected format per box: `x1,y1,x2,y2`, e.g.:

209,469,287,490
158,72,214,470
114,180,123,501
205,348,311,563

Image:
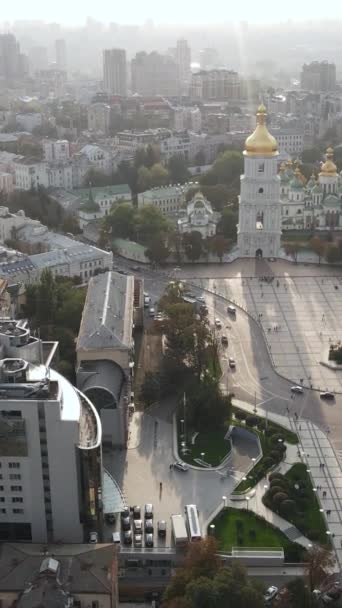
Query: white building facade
178,191,219,237
14,159,49,191
237,105,282,258
43,139,70,162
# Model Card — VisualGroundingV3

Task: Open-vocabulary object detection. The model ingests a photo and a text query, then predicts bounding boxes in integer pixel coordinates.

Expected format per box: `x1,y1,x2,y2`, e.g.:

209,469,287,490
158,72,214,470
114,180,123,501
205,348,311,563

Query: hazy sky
1,0,339,26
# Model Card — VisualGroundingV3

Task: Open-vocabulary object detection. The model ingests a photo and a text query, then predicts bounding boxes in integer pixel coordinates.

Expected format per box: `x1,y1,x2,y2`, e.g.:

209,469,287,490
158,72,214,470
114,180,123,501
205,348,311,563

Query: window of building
0,486,3,491
12,497,23,503
0,498,4,503
258,162,264,173
91,602,99,608
13,508,24,514
0,508,6,514
11,486,22,492
8,463,20,469
258,187,264,194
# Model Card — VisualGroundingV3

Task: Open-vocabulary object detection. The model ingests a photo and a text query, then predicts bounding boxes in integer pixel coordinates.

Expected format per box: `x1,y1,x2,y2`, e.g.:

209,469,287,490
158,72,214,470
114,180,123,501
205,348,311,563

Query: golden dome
280,162,286,171
320,146,337,177
244,104,278,157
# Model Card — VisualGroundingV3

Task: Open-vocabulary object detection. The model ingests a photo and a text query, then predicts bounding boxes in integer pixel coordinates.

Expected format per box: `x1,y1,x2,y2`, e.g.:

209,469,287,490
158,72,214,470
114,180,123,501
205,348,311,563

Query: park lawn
211,507,305,562
283,463,327,545
179,428,231,467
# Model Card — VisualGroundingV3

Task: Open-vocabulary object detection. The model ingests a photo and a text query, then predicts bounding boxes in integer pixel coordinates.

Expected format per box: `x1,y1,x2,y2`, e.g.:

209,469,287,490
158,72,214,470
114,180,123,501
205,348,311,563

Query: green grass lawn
211,507,305,562
263,463,328,545
179,426,231,467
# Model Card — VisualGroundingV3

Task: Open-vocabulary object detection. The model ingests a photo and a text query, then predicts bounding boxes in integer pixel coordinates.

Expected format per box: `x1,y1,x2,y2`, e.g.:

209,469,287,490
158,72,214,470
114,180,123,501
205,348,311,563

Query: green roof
75,184,131,202
289,177,303,190
311,184,322,194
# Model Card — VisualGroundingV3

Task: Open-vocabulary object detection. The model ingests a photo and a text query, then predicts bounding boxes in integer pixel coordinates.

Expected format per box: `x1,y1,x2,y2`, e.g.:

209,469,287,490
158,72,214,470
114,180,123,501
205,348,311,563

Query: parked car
134,533,143,547
227,305,236,315
197,296,206,303
145,519,154,533
291,385,304,394
133,505,141,520
134,519,142,533
158,520,167,538
145,504,153,519
229,357,236,368
214,318,222,328
122,516,131,531
221,335,228,346
105,512,116,525
123,530,132,545
172,461,189,472
145,533,154,547
264,586,278,603
320,392,335,400
121,507,130,519
112,532,121,544
89,531,98,544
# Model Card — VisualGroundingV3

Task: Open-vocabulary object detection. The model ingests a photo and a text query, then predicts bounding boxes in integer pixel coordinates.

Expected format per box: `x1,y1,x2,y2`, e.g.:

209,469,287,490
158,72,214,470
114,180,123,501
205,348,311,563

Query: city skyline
1,0,342,26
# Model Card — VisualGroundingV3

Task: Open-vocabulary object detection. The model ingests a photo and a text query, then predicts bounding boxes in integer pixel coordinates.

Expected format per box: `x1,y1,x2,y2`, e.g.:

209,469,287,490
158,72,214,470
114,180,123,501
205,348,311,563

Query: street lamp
251,457,256,466
306,469,311,473
246,496,250,511
201,452,205,461
180,418,184,437
254,391,257,414
209,524,215,536
222,495,227,507
313,488,317,493
264,484,269,491
326,530,331,536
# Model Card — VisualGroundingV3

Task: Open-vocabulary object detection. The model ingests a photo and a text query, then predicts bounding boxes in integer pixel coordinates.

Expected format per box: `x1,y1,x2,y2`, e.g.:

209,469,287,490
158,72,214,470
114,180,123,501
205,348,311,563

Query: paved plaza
194,275,342,392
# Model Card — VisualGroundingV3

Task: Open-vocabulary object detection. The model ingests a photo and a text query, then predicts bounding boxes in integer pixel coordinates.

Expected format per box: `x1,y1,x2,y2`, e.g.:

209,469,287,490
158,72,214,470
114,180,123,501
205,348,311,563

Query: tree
140,372,160,406
194,149,206,166
168,154,190,184
218,207,238,240
304,546,336,592
200,150,243,187
309,236,326,264
149,162,169,187
83,168,112,187
185,577,217,608
137,165,152,191
136,205,171,244
325,243,341,264
284,243,300,264
145,234,170,264
301,147,322,164
183,231,203,261
36,269,57,325
209,235,229,262
106,203,136,239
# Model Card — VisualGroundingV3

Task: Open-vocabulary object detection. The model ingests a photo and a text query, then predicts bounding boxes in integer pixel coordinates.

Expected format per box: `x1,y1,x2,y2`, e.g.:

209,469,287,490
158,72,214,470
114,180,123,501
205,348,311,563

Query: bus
184,504,202,541
171,514,188,547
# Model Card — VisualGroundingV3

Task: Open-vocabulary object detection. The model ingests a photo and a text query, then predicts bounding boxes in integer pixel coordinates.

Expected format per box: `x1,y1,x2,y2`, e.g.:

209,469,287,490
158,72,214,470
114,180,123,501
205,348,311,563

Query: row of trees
284,234,342,264
162,537,335,608
23,270,87,380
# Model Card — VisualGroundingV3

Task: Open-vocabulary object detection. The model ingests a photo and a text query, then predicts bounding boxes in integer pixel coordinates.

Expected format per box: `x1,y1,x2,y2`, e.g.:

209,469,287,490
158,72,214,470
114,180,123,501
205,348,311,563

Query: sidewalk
233,399,342,567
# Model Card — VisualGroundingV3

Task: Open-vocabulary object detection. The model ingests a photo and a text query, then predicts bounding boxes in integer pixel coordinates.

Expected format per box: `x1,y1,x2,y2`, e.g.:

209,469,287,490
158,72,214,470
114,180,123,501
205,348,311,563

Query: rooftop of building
139,182,198,199
0,543,115,594
75,184,131,200
77,271,134,352
13,157,46,166
30,243,108,269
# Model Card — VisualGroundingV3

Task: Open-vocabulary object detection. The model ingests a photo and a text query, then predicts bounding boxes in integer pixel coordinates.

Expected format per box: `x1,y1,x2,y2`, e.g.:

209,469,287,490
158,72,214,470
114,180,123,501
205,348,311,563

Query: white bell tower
237,105,282,258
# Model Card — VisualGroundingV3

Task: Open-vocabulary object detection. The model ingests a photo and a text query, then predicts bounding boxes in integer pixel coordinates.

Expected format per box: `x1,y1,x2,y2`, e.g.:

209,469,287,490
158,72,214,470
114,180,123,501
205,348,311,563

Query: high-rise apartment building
55,39,67,71
190,69,240,101
199,48,219,70
103,48,127,96
176,39,191,96
131,51,179,97
300,61,336,92
28,46,48,74
0,318,102,544
0,33,24,81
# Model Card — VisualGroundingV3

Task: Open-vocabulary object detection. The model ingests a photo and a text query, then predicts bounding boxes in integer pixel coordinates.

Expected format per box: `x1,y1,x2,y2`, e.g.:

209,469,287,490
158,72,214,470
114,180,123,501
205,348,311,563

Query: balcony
77,390,102,450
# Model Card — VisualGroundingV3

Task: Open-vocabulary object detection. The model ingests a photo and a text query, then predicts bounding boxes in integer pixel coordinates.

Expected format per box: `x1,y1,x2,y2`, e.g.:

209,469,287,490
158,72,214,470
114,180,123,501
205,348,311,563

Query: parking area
194,276,342,393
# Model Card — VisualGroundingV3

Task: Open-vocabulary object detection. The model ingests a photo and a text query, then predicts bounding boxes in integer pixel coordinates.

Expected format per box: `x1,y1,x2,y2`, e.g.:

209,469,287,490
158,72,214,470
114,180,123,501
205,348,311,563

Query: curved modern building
0,318,102,543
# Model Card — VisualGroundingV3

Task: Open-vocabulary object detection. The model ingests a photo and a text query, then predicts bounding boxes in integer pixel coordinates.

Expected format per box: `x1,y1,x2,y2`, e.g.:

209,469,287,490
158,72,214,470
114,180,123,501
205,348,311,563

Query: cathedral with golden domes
237,105,342,259
280,148,342,231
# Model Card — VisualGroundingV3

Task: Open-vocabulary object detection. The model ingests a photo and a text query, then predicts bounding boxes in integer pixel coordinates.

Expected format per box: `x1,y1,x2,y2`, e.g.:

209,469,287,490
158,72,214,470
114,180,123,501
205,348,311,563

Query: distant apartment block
87,102,111,134
300,61,336,92
43,139,70,162
138,183,195,215
0,318,102,543
131,51,179,97
190,69,240,101
103,48,127,96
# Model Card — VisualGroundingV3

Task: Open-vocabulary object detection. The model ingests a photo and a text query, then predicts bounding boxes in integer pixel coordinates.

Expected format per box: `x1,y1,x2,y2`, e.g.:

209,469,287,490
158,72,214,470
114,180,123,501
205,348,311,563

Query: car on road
320,391,335,400
123,530,132,545
149,307,155,317
200,304,208,315
264,586,278,603
291,385,304,394
227,305,236,315
229,357,236,368
134,533,143,547
145,504,153,519
134,519,142,533
221,335,228,346
89,531,98,544
158,520,167,538
145,533,154,547
172,461,189,472
145,519,154,533
122,516,131,531
197,296,206,303
133,505,141,519
214,318,222,328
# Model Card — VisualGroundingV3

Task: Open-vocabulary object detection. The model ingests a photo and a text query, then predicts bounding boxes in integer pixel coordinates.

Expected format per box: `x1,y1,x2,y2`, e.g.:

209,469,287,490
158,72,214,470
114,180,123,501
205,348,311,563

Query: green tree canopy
136,205,171,244
183,231,203,261
105,203,136,239
83,168,112,187
200,151,243,187
168,154,190,184
145,233,170,264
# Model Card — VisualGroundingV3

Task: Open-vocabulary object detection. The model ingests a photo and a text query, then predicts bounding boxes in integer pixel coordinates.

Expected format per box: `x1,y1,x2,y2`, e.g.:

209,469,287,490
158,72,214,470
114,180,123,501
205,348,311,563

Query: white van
227,305,236,315
112,532,121,544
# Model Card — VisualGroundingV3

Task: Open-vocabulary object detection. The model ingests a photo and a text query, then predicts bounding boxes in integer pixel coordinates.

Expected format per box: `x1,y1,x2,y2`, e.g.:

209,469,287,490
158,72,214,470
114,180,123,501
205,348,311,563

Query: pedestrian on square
323,491,327,498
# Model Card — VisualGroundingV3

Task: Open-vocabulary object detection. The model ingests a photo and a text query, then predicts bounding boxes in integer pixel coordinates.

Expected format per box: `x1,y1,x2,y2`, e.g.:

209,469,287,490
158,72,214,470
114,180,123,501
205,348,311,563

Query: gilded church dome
244,104,278,157
320,147,337,177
